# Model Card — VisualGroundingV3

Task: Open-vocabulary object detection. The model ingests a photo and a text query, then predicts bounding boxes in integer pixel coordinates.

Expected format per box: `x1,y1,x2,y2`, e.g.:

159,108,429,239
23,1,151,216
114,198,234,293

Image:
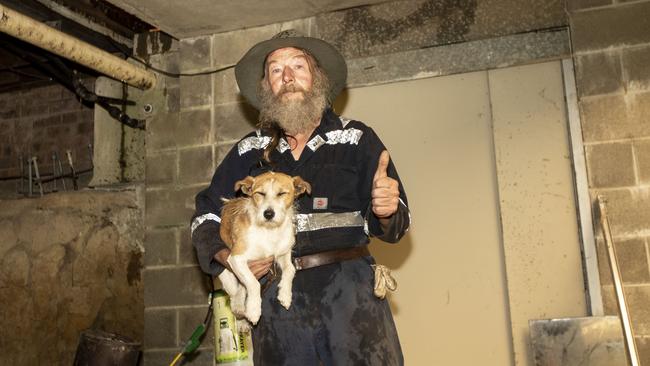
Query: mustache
279,83,305,95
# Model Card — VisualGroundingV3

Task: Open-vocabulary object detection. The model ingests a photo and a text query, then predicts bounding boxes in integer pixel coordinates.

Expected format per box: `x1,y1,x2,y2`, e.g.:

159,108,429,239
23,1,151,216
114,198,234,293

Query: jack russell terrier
218,171,311,325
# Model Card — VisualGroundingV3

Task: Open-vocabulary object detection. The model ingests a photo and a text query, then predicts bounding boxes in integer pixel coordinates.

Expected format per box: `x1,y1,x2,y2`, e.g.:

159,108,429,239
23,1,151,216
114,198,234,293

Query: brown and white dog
218,171,311,325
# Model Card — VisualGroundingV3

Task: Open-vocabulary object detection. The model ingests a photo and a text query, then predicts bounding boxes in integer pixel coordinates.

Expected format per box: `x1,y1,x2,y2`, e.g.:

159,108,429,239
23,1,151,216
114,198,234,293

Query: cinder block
637,336,650,364
144,228,177,267
143,266,208,307
614,238,650,284
178,306,213,346
579,95,627,142
585,142,635,187
626,285,650,335
166,87,180,113
214,103,257,143
579,94,650,142
570,1,650,53
134,31,177,58
575,51,622,97
178,145,214,185
635,140,650,184
567,0,611,11
177,109,212,147
145,186,204,227
600,284,617,315
178,226,198,265
623,46,650,92
595,187,650,238
143,350,182,366
145,151,177,186
596,238,612,286
628,92,650,137
146,112,180,152
180,36,212,72
144,309,177,348
214,68,244,105
148,52,180,89
212,23,286,69
180,74,212,109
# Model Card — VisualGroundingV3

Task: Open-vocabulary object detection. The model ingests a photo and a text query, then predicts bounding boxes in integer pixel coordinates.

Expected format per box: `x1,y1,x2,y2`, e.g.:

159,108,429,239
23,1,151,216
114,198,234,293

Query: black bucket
73,329,141,366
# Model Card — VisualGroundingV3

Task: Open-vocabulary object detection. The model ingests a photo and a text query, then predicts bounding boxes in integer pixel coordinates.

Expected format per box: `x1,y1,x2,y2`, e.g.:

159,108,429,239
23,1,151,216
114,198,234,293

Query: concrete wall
140,0,574,364
0,83,94,198
568,0,650,360
0,188,144,366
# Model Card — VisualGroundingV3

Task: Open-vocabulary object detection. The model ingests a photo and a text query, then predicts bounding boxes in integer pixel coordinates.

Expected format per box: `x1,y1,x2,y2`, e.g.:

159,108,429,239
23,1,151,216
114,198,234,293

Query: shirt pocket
303,163,360,211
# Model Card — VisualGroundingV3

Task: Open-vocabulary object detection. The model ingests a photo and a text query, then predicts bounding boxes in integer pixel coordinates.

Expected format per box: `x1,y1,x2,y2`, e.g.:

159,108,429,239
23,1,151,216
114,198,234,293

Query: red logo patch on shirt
313,197,328,210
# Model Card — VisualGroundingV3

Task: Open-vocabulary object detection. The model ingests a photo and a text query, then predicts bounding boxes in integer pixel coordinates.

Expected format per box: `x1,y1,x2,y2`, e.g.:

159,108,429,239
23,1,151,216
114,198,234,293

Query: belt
293,245,370,271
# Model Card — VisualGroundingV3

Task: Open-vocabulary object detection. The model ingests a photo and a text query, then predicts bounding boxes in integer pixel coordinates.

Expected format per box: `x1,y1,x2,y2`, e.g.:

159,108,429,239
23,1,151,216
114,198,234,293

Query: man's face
265,47,314,101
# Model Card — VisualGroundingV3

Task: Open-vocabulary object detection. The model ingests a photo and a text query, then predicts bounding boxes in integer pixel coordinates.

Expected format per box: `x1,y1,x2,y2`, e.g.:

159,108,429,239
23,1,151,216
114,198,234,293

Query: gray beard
257,74,329,135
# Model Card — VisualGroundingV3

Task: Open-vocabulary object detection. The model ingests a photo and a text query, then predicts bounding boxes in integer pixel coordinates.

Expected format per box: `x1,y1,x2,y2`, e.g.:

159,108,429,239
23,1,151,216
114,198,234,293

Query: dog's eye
254,192,266,197
277,192,287,197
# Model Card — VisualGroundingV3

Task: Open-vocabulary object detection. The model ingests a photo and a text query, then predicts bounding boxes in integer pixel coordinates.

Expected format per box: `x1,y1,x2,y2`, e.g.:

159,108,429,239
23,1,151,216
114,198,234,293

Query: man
191,30,410,365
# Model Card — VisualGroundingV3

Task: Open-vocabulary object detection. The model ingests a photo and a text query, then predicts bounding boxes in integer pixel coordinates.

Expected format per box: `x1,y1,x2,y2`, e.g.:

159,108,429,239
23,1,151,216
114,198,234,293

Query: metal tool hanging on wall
597,195,641,366
17,147,94,197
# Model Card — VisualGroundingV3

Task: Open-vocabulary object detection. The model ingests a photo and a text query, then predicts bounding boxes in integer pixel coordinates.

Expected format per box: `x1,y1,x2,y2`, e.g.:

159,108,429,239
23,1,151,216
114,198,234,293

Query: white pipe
0,4,156,89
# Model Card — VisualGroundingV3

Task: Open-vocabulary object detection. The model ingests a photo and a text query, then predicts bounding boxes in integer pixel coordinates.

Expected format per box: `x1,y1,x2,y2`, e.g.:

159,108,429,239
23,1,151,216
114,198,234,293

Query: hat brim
235,37,347,110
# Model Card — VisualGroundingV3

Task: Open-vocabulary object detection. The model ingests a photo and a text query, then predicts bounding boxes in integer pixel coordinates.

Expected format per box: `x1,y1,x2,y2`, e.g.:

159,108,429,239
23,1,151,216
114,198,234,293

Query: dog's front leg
218,270,246,317
227,255,262,324
275,252,296,310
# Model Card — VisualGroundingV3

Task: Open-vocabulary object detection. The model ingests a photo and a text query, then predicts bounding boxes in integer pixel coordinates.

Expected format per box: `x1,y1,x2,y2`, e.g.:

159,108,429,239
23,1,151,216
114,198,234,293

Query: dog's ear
234,176,255,196
293,176,311,196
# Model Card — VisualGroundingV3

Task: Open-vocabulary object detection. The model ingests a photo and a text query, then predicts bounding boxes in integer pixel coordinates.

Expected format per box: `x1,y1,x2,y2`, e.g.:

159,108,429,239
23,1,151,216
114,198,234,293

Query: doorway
334,60,588,365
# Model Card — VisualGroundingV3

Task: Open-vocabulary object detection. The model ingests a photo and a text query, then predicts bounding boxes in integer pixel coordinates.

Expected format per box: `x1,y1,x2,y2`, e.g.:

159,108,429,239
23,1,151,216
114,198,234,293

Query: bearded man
191,30,410,365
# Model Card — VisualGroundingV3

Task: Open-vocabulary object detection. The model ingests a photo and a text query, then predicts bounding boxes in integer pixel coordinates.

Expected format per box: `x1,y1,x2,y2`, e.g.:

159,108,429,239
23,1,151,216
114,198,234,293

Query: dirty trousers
251,256,403,366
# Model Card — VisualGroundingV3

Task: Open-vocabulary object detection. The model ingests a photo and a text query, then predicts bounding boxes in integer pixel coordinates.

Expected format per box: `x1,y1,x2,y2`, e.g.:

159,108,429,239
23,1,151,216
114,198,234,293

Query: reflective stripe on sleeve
191,213,222,235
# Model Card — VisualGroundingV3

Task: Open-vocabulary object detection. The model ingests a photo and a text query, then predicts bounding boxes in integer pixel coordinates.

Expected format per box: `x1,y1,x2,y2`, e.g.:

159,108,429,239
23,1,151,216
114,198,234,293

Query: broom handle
597,195,640,366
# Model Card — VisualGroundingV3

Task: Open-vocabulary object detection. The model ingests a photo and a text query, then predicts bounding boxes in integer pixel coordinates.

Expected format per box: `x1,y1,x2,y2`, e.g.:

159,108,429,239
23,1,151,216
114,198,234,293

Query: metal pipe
0,5,156,90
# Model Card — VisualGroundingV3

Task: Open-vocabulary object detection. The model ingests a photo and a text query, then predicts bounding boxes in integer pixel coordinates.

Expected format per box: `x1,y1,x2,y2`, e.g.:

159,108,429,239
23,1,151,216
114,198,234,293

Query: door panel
335,70,513,365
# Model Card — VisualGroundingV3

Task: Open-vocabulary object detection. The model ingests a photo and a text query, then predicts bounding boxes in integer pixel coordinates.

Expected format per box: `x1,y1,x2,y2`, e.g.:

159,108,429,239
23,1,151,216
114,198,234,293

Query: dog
218,171,311,325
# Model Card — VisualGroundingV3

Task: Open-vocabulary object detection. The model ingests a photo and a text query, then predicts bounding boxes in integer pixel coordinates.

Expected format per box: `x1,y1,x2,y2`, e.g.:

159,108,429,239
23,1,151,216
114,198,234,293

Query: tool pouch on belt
372,264,397,299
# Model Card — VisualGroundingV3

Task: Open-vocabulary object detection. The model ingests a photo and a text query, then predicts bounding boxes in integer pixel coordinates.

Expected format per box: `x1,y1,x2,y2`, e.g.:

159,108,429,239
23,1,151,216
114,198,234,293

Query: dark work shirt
191,108,410,276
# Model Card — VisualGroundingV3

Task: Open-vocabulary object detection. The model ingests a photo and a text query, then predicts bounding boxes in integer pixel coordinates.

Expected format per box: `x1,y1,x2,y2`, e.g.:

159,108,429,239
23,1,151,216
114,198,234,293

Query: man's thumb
374,150,390,180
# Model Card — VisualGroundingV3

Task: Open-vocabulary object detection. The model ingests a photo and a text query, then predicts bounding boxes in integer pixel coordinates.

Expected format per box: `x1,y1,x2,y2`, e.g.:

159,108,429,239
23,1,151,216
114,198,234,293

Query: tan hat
234,29,347,110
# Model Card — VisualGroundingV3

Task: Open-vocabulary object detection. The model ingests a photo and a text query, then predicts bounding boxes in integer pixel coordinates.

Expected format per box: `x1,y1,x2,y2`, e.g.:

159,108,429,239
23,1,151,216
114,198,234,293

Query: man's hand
372,150,400,219
215,248,274,280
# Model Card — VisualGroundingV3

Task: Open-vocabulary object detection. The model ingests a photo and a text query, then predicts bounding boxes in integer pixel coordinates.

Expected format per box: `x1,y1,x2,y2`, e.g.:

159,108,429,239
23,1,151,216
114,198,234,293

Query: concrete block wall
568,0,650,360
0,83,94,198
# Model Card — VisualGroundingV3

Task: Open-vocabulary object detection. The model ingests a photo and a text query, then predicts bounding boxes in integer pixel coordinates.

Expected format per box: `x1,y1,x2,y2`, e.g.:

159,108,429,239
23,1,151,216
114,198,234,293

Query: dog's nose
263,209,275,220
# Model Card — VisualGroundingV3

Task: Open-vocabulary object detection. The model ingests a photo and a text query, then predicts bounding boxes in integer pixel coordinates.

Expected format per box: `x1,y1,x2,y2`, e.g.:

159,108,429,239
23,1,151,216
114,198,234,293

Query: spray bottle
213,290,254,365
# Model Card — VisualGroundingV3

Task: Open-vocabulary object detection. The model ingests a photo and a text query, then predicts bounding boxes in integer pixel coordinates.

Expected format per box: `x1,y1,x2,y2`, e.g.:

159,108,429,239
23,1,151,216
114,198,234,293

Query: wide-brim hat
235,29,347,110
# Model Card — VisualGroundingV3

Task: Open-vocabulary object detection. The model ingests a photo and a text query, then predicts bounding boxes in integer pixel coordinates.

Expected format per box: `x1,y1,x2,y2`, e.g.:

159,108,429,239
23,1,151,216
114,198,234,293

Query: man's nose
282,67,294,84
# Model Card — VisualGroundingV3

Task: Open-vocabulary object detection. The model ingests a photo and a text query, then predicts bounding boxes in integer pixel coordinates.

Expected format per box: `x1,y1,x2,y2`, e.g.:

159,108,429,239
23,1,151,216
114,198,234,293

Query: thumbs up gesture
372,150,400,218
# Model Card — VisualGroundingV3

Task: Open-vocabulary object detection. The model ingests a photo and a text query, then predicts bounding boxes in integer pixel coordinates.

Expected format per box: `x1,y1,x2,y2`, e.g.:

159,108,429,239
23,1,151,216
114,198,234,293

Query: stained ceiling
0,0,388,93
103,0,390,39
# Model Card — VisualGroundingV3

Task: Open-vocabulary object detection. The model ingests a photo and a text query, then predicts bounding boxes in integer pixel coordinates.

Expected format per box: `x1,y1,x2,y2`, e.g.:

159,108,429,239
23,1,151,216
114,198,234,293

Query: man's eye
254,192,266,197
271,68,281,74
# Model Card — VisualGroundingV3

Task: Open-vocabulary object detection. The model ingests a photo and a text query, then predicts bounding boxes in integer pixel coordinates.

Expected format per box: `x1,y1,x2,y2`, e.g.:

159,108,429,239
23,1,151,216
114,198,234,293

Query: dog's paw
277,288,292,310
230,292,246,317
245,308,261,325
245,298,262,325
